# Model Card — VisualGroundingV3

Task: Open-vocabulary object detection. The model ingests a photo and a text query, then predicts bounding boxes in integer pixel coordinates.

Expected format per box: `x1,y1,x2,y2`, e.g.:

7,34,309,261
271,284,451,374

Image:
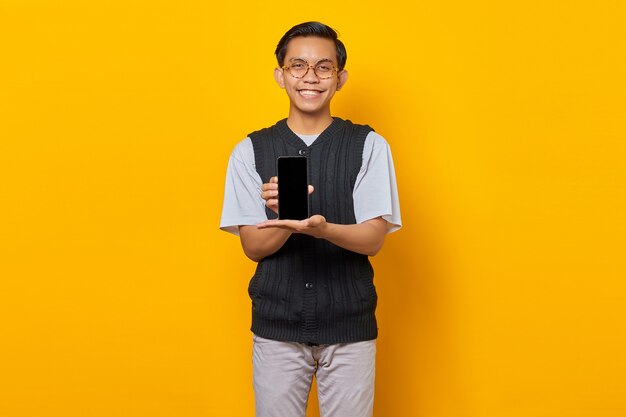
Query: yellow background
1,1,625,416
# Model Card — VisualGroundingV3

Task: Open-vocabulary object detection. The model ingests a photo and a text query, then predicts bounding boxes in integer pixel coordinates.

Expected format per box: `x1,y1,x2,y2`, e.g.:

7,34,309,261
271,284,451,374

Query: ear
274,67,285,89
336,69,349,91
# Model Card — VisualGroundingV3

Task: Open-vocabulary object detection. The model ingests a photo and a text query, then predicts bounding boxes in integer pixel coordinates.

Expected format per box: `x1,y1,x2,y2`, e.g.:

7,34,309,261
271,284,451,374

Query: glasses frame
281,59,339,80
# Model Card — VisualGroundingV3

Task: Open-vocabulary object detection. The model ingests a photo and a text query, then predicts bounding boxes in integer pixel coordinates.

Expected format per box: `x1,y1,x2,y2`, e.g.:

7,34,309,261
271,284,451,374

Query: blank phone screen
277,156,309,220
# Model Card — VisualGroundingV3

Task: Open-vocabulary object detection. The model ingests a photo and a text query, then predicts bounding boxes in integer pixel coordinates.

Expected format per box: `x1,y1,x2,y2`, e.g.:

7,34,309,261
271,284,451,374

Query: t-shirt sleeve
219,137,268,236
353,131,402,233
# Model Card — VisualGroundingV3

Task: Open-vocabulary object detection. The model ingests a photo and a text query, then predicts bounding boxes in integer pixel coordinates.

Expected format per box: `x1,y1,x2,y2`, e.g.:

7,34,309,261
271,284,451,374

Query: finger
261,182,278,191
276,219,305,229
257,219,278,228
257,219,296,229
261,189,278,200
308,185,314,195
269,176,278,184
266,198,278,214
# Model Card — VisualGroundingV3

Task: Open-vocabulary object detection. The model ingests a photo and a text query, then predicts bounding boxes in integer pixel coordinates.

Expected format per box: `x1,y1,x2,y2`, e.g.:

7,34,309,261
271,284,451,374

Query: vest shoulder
337,118,375,134
248,126,269,140
248,120,285,140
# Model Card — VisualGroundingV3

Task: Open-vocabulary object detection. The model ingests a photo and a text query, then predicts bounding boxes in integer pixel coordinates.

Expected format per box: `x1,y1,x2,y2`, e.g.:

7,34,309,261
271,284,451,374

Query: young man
220,22,401,417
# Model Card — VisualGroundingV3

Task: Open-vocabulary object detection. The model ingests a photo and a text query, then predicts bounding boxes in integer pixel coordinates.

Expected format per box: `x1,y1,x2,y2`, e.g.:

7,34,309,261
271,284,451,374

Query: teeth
299,90,320,96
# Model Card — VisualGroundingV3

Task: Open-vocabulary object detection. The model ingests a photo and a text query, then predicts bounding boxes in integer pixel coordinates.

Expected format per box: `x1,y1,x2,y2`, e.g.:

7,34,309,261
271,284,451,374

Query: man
220,21,401,417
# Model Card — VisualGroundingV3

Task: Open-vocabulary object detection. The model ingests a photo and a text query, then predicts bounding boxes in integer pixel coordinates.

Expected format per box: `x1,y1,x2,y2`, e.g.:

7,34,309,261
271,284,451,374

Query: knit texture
248,118,377,344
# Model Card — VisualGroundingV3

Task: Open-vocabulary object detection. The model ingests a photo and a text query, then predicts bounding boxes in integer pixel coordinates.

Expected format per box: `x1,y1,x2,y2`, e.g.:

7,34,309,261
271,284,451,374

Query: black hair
275,21,347,70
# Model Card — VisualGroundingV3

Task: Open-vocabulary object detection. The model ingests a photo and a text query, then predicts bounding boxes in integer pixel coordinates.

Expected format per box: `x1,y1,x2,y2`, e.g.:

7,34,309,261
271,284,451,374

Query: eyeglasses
282,59,339,80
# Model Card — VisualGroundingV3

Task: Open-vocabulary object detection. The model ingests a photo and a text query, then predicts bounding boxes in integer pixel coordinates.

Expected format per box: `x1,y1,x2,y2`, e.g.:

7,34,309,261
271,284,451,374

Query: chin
295,100,330,112
296,107,327,117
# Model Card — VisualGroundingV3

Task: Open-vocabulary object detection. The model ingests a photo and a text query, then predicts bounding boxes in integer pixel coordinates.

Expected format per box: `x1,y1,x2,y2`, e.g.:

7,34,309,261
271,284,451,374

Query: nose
302,65,320,83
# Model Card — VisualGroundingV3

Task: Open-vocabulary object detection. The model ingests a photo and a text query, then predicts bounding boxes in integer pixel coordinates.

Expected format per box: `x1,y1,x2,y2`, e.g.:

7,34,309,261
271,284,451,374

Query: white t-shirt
220,130,402,236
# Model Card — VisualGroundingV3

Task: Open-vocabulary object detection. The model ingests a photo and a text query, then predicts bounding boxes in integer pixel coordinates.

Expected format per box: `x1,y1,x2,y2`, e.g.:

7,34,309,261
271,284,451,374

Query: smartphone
277,156,309,220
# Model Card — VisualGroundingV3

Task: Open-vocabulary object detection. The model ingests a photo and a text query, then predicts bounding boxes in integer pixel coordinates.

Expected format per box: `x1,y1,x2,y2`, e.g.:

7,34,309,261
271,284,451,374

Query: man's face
274,36,348,118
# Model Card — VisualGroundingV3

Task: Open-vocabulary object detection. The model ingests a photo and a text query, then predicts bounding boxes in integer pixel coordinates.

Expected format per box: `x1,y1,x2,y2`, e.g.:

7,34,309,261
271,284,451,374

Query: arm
321,216,389,256
239,225,292,262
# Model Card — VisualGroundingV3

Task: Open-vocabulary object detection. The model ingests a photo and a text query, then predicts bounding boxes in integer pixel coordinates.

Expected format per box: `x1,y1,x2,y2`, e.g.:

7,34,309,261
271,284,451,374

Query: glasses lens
314,62,336,79
288,61,308,78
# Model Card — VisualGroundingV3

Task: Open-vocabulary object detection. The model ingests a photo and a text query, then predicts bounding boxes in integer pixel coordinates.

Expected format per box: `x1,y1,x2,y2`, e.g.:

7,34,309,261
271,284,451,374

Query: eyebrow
289,57,335,64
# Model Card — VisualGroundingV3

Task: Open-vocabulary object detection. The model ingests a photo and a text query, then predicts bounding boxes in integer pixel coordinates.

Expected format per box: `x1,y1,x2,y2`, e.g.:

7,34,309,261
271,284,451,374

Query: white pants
252,335,376,417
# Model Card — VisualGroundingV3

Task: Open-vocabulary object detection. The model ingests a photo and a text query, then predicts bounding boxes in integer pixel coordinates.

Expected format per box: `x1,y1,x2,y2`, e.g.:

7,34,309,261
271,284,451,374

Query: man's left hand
257,215,328,239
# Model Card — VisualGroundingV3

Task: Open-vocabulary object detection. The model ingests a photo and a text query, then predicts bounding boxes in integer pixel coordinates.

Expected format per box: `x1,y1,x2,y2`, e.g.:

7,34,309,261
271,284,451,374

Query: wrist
318,220,333,239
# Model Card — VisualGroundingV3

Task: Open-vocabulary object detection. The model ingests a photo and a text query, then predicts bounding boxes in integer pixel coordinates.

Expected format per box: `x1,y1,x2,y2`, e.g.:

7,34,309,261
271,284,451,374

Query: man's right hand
260,176,279,214
260,176,314,214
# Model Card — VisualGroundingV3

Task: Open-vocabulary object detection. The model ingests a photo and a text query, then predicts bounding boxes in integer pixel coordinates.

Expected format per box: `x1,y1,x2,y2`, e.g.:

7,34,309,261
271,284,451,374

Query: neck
286,110,333,135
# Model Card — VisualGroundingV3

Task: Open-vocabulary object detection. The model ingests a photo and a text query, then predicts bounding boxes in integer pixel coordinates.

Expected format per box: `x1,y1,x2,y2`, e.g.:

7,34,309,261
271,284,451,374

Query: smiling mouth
298,89,323,97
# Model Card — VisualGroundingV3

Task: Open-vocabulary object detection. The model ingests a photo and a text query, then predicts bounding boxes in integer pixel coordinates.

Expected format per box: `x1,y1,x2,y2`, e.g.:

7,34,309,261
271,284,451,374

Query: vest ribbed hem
251,312,378,345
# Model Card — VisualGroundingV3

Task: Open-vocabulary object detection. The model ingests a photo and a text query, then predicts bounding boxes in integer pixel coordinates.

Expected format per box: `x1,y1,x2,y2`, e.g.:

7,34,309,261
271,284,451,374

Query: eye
290,62,306,70
316,63,334,73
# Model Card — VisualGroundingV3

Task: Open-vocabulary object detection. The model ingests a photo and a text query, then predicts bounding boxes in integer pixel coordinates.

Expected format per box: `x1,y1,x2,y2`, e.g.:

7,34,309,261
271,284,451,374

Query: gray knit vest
248,117,378,344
